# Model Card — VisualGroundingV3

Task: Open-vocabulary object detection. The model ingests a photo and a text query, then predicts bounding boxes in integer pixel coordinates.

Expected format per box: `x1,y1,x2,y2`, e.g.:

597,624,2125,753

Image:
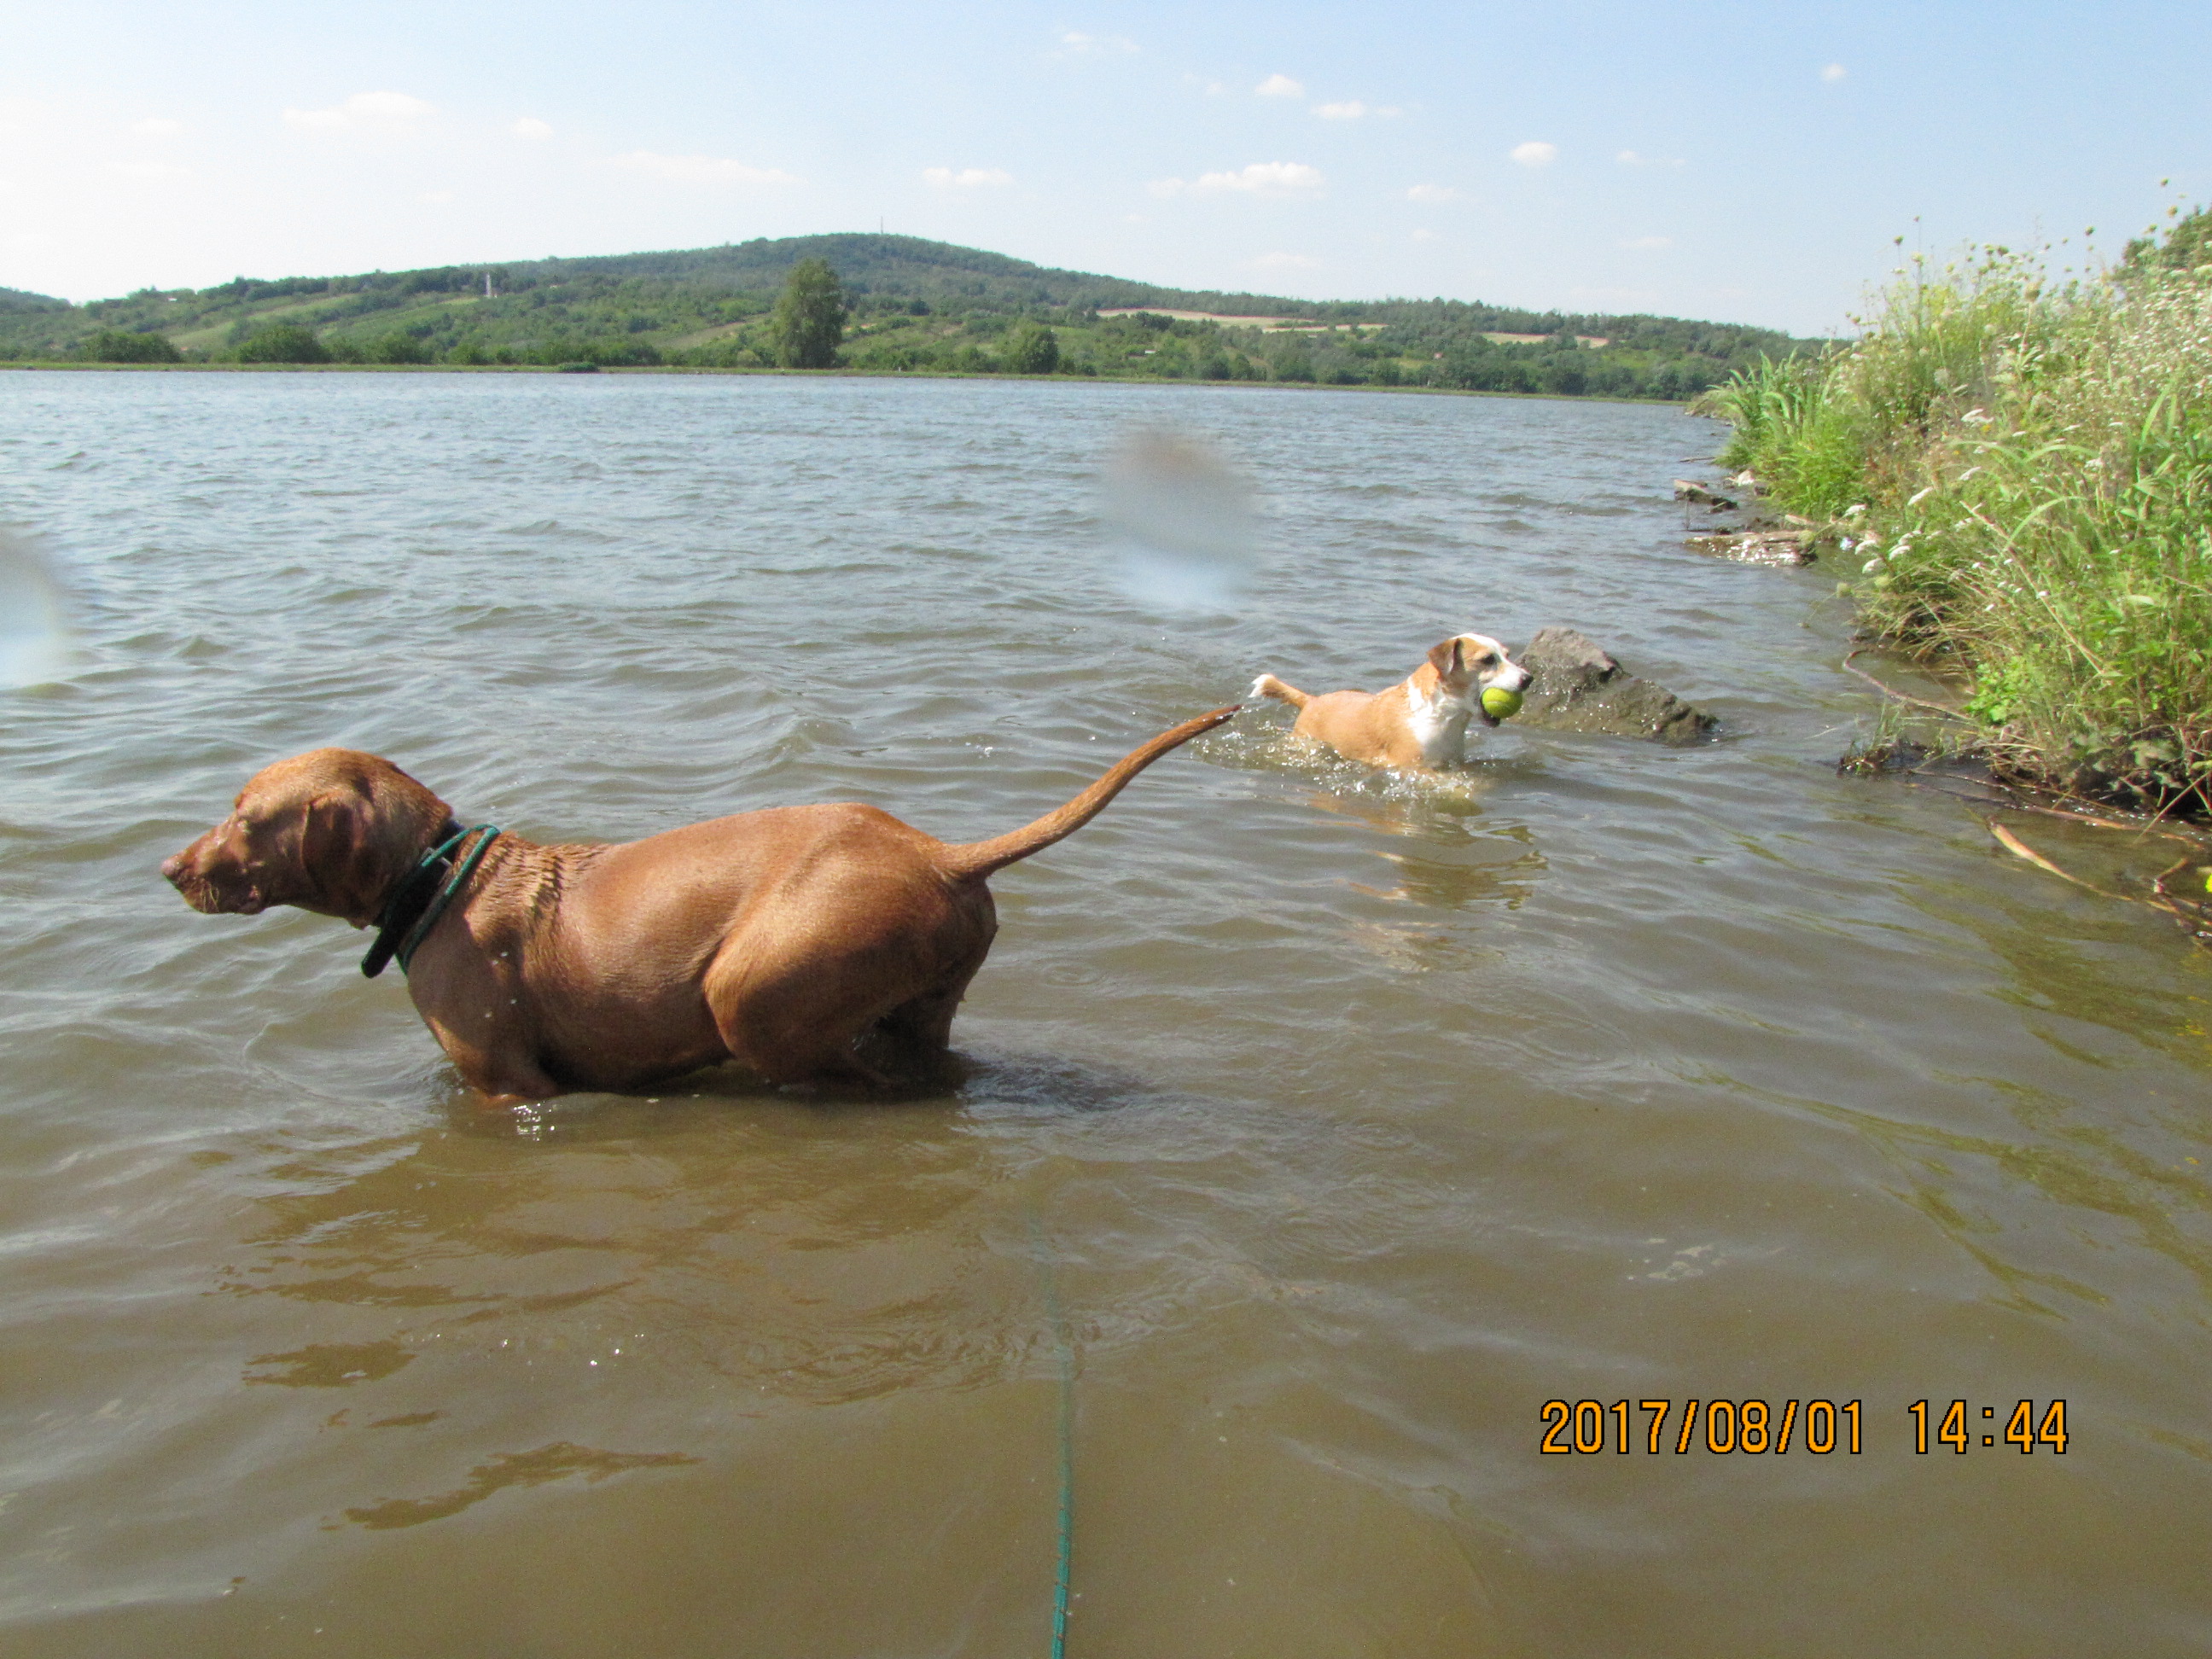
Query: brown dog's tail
1249,672,1310,709
940,706,1239,882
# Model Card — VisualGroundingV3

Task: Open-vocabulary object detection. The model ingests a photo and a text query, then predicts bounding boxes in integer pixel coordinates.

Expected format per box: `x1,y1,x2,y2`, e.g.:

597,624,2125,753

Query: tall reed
1706,227,2212,810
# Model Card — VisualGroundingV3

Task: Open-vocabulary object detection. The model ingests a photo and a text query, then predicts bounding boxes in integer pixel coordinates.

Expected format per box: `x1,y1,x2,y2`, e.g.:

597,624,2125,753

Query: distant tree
2124,201,2212,275
77,329,181,363
1541,357,1588,397
236,324,329,364
367,332,432,364
1005,322,1060,375
772,258,846,368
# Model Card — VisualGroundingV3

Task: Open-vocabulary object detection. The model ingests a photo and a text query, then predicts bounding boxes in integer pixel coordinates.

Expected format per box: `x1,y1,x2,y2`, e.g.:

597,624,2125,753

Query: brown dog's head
1425,632,1528,725
162,748,455,925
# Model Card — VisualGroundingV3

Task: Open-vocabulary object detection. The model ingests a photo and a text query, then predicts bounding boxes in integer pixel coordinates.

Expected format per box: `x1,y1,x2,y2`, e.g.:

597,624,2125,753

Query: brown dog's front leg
424,1019,562,1107
460,1064,564,1108
471,1087,555,1112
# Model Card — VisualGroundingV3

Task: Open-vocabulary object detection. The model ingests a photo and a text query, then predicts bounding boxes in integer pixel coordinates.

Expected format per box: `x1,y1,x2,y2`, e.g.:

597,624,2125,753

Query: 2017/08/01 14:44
1538,1398,2069,1455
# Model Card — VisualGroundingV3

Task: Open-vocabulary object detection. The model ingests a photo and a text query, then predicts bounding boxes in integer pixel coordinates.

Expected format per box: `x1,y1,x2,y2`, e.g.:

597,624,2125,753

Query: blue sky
3,0,2206,334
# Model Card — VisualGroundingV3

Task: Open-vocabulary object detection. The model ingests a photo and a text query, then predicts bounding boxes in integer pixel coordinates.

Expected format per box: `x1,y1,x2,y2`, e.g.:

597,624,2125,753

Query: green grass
1703,218,2212,812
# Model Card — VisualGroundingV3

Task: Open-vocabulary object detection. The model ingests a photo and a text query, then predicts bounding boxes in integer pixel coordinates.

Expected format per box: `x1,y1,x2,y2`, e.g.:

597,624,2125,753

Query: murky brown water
3,371,2209,1657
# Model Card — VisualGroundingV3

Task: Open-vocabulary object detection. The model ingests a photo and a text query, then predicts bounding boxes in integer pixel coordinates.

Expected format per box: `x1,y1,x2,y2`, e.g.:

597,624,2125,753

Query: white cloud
421,189,456,204
1410,228,1438,242
282,90,434,133
0,98,51,132
1820,62,1847,81
923,166,1014,189
128,117,184,138
1253,251,1320,269
109,160,193,181
1151,161,1324,198
1509,141,1557,168
1616,149,1684,168
608,151,798,186
1313,100,1397,119
1406,183,1457,202
512,117,554,141
1620,235,1673,249
1060,32,1137,55
1254,74,1305,98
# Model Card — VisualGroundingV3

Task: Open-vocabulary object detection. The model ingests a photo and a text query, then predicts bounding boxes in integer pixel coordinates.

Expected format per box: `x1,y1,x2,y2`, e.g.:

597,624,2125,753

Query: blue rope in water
1027,1209,1076,1659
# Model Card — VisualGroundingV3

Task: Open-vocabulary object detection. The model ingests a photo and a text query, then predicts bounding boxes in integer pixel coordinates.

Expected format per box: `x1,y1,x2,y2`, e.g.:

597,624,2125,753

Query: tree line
1,235,1810,402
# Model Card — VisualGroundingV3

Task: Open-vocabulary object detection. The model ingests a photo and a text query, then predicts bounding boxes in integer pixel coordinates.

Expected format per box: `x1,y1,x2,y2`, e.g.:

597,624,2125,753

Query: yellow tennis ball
1481,686,1524,720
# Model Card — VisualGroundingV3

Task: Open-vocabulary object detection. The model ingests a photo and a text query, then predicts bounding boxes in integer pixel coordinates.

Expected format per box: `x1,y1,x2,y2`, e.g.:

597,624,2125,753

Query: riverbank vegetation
1703,206,2212,813
0,233,1802,403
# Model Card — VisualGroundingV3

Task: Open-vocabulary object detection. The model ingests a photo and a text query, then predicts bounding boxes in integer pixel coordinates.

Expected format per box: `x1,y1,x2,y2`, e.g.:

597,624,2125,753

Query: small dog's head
162,748,454,923
1425,633,1528,725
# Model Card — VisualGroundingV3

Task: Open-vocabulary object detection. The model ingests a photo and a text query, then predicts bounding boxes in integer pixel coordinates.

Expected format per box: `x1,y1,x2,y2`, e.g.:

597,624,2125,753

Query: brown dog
163,708,1235,1105
1250,634,1527,771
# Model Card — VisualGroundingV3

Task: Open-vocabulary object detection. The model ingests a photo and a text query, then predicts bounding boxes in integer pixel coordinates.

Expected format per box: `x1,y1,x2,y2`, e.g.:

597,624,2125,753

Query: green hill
0,285,68,314
0,233,1811,399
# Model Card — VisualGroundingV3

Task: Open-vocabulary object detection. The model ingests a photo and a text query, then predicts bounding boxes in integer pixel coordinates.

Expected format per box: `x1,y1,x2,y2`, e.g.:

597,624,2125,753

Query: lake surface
3,370,2209,1658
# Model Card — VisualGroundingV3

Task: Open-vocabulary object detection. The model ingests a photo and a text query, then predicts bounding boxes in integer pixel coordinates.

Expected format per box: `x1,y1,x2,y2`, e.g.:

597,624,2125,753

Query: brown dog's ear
1426,637,1465,678
298,788,387,922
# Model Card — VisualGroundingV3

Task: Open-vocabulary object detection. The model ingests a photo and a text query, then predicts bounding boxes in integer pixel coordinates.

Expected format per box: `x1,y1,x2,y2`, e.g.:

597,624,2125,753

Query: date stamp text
1538,1398,2069,1455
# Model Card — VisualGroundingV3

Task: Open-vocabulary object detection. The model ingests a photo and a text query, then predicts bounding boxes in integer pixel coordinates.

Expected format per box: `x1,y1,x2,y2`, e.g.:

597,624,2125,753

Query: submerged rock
1686,529,1819,567
1512,627,1720,747
1674,478,1738,510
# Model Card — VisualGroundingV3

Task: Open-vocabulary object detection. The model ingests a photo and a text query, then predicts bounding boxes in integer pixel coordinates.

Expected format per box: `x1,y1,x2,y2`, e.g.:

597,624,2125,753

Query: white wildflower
1906,486,1936,507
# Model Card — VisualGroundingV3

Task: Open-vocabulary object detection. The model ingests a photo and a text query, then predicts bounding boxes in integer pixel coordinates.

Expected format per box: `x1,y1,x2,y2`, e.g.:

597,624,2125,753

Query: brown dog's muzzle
162,830,267,915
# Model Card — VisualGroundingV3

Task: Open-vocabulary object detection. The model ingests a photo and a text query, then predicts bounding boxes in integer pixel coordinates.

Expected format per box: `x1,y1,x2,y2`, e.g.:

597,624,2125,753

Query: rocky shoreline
1674,474,1825,568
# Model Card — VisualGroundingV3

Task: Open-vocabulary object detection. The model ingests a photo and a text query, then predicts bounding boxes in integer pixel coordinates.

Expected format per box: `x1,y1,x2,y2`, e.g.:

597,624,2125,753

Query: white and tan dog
1250,633,1528,771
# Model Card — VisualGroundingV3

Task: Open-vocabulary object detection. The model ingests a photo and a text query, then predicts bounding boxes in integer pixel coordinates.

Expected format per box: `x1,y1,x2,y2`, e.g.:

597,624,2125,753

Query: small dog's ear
1426,637,1464,678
